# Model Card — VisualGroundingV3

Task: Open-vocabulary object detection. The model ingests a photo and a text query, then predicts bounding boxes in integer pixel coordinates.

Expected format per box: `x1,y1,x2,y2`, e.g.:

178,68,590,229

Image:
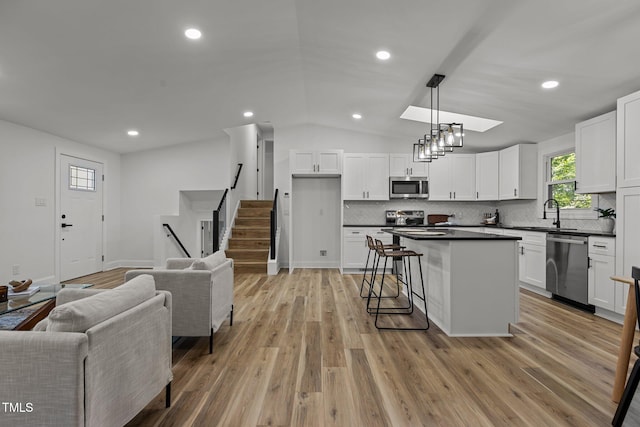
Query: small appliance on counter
482,209,500,225
385,210,425,226
427,214,449,225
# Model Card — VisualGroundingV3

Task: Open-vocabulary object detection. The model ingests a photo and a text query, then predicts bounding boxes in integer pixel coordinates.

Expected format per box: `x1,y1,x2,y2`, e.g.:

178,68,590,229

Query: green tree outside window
548,152,591,209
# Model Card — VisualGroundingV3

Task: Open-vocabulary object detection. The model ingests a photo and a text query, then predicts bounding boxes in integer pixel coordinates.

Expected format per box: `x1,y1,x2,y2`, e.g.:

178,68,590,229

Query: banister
270,189,279,259
162,223,191,258
231,163,243,190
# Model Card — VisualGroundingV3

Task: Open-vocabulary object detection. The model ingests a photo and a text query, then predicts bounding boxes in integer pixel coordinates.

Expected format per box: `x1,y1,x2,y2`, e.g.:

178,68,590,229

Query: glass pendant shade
441,123,463,148
431,132,445,156
413,137,433,162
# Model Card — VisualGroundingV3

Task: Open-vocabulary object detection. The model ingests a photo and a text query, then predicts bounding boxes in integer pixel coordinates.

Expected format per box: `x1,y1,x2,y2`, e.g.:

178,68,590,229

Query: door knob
61,223,73,228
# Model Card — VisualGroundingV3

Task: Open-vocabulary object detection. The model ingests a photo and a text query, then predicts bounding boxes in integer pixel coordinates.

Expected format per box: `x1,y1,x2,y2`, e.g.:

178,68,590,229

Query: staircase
227,200,272,274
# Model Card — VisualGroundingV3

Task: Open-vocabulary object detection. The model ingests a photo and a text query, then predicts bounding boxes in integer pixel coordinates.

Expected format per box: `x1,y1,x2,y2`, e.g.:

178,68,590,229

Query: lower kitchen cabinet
515,231,546,291
587,236,618,312
343,228,392,271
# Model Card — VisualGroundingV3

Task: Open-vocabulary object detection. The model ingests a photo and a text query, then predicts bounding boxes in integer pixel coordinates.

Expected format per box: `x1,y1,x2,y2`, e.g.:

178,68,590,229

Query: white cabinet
290,150,343,176
617,90,640,188
517,231,546,290
428,154,476,201
475,151,499,201
499,144,537,200
616,186,640,287
343,153,389,200
575,111,616,193
389,154,428,177
588,236,616,311
342,228,392,270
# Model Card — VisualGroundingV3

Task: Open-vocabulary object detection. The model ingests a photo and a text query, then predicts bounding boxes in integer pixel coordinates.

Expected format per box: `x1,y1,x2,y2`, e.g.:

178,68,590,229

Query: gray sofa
0,274,173,427
125,250,234,353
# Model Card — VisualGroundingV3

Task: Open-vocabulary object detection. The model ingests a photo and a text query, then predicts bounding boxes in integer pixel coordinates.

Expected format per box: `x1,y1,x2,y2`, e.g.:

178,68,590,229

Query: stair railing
162,223,191,258
231,163,243,190
213,188,229,253
270,189,279,259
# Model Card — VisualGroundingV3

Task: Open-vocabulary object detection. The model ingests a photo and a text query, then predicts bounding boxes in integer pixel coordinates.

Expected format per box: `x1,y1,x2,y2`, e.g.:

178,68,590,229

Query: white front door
59,154,103,281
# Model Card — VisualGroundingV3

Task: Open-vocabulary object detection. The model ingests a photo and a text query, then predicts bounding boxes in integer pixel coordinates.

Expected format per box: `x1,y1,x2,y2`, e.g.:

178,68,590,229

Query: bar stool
359,235,403,298
612,266,640,426
366,238,429,331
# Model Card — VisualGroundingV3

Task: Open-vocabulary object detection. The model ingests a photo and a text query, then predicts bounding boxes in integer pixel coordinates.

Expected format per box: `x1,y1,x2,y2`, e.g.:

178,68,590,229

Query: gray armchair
125,251,234,353
0,274,172,427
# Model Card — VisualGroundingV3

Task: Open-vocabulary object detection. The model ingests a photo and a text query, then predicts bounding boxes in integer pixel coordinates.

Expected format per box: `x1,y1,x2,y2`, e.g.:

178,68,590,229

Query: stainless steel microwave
389,176,429,199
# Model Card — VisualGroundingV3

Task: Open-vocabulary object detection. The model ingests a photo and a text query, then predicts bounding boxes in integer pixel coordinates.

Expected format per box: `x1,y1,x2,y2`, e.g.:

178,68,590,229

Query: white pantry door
59,155,103,281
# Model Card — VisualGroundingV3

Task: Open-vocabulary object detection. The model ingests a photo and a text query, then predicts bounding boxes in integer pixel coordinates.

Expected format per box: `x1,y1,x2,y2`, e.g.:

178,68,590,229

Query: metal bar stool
359,235,403,298
366,238,429,331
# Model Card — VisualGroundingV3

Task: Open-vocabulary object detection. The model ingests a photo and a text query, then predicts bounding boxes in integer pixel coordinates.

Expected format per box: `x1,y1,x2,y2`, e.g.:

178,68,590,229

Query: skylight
400,106,503,133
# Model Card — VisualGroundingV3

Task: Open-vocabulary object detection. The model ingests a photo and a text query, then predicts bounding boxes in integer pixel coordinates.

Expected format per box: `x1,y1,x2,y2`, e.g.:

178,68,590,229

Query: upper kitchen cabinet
475,151,499,201
290,150,343,176
498,144,537,200
429,154,476,201
389,154,428,177
343,153,389,200
617,90,640,188
575,111,616,193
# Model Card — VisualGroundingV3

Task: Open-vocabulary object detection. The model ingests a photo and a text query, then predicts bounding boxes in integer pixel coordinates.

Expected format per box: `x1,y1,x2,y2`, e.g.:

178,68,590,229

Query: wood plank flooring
65,268,640,426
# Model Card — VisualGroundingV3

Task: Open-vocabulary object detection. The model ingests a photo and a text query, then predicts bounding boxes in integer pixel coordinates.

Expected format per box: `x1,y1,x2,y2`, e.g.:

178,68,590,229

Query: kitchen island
383,228,521,337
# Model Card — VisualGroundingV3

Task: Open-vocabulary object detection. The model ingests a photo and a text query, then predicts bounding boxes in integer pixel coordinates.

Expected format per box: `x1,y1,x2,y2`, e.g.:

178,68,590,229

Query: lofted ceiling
1,0,639,153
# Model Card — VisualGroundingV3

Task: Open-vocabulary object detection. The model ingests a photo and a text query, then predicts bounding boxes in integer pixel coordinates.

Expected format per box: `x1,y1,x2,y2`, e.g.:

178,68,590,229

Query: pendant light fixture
412,74,464,161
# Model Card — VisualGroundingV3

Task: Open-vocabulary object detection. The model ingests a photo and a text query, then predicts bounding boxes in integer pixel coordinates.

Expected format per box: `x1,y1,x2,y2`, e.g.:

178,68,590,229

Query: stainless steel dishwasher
546,233,593,310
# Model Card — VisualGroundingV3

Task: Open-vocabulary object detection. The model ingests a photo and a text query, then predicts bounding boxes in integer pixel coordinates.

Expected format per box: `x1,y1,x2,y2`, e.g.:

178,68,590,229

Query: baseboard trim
106,260,154,269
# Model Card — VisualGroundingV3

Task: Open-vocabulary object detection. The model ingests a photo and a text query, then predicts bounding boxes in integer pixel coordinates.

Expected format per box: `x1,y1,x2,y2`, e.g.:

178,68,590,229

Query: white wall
0,119,121,282
226,124,259,217
291,177,341,267
120,138,230,265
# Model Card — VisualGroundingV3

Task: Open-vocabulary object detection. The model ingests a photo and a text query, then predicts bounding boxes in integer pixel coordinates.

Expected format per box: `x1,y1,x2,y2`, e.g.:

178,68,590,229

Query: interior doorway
58,154,104,281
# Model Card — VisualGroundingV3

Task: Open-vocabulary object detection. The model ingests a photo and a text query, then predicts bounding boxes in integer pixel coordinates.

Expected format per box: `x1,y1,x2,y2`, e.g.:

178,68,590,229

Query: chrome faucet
543,198,561,229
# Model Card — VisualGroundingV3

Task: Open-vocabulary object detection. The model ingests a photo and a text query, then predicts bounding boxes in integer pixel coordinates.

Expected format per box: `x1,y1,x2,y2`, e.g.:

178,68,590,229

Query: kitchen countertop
343,223,615,238
383,228,521,241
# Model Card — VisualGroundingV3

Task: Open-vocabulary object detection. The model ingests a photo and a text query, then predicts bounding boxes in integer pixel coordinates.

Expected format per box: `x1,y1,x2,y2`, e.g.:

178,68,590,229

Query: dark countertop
382,228,522,241
343,223,615,238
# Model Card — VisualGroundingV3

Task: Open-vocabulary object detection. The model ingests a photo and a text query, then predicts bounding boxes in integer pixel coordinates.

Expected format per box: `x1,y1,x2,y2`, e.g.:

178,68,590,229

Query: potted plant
595,207,616,233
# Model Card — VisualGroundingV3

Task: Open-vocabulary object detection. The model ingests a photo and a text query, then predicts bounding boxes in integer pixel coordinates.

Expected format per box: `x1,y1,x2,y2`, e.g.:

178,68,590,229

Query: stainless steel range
385,210,425,226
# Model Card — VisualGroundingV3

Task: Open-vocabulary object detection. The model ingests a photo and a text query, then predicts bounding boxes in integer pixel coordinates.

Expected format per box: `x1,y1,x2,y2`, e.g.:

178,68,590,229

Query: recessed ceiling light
184,28,202,40
376,50,391,60
243,111,254,118
541,80,559,89
352,113,362,119
127,130,139,137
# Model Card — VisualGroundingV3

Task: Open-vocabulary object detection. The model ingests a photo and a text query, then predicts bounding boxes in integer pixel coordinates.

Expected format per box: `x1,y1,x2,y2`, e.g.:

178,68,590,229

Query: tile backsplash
343,192,617,233
343,199,498,225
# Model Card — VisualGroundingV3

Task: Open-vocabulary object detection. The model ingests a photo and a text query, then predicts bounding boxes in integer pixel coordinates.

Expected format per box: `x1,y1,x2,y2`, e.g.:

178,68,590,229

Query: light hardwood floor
65,268,640,426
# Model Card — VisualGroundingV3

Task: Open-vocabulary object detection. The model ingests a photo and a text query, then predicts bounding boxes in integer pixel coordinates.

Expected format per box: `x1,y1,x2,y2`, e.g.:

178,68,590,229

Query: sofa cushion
47,274,156,333
190,250,226,271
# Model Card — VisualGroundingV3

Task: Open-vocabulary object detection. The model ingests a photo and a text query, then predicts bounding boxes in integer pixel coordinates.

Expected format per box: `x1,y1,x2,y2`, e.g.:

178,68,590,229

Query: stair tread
234,260,268,265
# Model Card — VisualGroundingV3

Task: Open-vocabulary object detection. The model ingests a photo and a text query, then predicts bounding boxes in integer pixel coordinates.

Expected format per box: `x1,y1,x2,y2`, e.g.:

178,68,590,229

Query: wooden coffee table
0,283,92,330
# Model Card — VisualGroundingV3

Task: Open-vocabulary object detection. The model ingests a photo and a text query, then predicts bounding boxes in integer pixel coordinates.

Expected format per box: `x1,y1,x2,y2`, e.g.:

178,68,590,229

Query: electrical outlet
320,250,327,256
12,265,20,276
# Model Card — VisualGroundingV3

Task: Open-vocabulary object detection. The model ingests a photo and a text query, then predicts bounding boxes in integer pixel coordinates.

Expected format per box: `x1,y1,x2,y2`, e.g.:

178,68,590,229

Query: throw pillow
202,250,227,270
189,251,227,271
47,274,156,333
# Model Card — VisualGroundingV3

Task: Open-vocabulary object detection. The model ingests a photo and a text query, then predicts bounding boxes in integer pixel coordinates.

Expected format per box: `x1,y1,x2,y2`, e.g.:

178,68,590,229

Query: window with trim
545,151,591,209
69,165,96,191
